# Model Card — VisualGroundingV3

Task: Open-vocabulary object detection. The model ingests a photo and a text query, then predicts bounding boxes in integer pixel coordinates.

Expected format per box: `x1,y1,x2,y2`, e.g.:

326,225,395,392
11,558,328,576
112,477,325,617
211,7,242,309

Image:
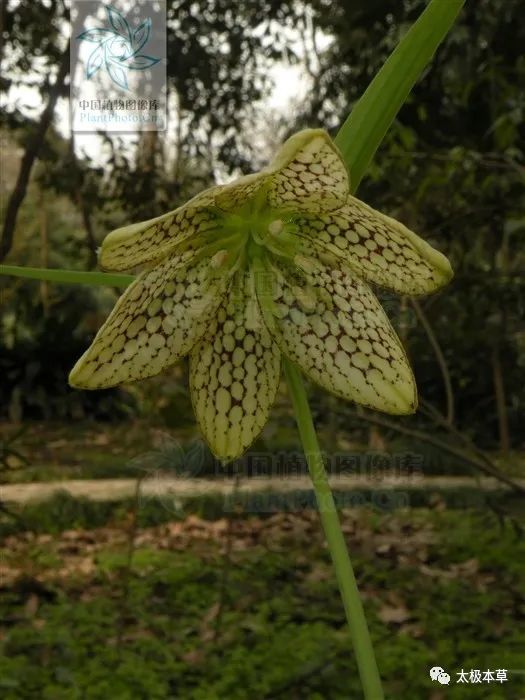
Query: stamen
268,219,284,236
210,249,229,268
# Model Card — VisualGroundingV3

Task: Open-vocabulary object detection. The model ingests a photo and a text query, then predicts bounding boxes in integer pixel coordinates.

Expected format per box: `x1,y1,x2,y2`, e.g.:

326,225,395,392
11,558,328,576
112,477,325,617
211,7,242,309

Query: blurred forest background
1,1,524,698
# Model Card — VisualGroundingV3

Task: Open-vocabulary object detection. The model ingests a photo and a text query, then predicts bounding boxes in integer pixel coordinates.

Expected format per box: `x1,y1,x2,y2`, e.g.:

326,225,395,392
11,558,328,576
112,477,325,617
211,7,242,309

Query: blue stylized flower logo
76,5,160,91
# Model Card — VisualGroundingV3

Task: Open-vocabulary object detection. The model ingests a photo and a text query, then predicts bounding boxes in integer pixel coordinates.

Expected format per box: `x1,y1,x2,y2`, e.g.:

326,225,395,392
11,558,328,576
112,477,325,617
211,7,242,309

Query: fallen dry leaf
24,593,39,618
182,649,206,665
378,603,412,625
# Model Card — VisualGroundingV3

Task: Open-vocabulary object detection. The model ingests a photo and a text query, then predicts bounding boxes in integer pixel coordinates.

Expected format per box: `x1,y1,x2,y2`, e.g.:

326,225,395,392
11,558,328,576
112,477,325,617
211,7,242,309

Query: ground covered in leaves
1,503,524,699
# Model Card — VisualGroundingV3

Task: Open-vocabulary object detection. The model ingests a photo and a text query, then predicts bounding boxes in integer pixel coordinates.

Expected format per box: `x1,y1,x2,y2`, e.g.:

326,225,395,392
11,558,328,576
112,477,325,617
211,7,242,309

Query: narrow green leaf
335,0,465,192
0,264,134,287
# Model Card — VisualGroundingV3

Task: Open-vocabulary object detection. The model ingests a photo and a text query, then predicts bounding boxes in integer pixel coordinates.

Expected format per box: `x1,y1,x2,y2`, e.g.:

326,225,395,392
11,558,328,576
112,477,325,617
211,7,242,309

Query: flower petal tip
435,253,454,289
68,356,104,390
371,379,418,416
98,220,151,271
392,370,418,415
388,392,418,416
68,361,91,390
207,444,244,464
409,234,454,293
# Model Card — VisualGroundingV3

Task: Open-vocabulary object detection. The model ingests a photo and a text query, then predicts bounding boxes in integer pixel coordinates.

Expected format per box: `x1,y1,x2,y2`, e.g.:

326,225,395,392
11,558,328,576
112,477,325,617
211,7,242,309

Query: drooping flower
69,129,453,460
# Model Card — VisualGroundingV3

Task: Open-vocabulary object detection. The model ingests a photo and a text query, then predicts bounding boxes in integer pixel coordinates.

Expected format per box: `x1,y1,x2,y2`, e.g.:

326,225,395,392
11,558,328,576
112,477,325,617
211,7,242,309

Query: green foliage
0,509,523,698
0,282,134,420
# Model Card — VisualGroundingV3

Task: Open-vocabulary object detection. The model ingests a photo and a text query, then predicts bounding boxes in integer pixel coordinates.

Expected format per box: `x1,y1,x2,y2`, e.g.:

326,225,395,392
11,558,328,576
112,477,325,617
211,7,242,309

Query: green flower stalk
69,128,452,460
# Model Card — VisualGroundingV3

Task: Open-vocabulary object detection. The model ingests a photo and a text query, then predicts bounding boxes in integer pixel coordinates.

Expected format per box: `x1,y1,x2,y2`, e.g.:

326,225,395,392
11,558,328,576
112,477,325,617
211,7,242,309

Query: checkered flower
70,129,453,459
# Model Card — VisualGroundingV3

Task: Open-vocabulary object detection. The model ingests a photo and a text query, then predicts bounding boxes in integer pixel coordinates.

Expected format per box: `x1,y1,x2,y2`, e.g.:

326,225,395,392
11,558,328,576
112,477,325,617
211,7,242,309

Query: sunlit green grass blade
0,264,134,287
335,0,465,191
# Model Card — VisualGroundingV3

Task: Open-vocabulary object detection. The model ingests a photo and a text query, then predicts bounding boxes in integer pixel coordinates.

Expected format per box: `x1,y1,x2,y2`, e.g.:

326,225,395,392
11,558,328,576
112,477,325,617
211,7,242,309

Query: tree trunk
492,344,510,454
38,188,49,314
75,191,98,269
0,40,70,261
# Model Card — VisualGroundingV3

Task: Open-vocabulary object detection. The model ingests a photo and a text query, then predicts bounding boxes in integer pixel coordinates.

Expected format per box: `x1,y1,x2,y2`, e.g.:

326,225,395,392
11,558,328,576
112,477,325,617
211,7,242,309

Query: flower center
212,187,301,274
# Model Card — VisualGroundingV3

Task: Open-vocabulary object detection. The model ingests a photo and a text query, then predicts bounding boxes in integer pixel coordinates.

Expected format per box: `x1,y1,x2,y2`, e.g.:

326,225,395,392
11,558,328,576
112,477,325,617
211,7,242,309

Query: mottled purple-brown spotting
190,271,281,460
70,128,453,460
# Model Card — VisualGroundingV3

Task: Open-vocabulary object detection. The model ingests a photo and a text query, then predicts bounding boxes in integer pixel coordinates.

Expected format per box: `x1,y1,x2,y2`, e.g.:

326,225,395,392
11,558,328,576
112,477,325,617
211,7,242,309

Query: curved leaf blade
335,0,466,192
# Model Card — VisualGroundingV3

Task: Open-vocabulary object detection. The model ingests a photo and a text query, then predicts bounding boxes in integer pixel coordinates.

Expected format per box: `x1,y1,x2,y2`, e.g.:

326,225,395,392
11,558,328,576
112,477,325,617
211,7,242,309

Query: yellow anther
210,249,229,268
268,219,284,236
293,254,316,273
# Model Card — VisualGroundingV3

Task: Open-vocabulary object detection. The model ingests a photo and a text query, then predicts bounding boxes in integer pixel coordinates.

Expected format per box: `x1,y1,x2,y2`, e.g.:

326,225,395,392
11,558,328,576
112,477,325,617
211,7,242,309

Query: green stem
283,359,384,700
0,264,133,287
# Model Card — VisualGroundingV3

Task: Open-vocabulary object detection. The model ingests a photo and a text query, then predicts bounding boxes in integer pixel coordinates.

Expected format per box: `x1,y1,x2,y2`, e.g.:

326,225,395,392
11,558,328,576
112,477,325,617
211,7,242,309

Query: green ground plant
0,508,523,699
